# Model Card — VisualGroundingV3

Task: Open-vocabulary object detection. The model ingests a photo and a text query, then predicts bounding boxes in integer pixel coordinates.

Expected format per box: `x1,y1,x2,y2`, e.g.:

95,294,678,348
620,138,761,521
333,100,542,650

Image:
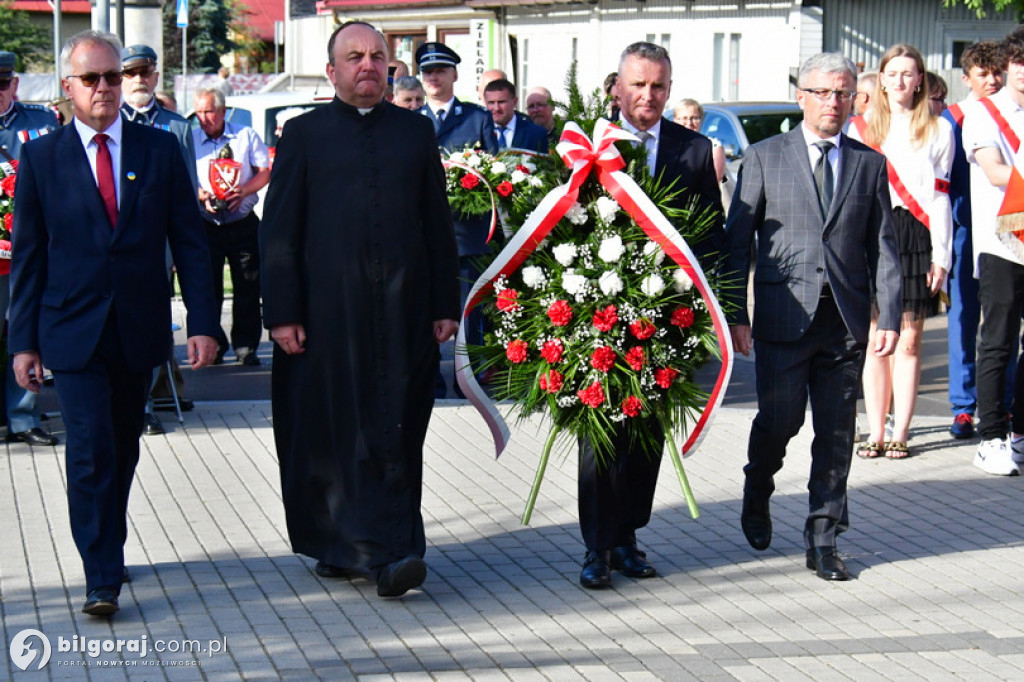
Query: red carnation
461,173,480,190
496,181,514,197
671,307,695,328
625,346,646,371
506,339,529,364
591,345,616,372
577,381,606,408
516,164,531,174
654,367,680,389
547,300,573,326
622,396,643,418
540,339,564,364
629,318,656,340
539,369,563,393
1,175,15,198
592,304,618,332
496,288,521,312
3,214,11,233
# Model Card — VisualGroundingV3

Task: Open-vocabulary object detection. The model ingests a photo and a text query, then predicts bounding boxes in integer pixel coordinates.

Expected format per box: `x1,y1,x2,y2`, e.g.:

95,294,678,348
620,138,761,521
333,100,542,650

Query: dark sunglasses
0,78,13,92
68,71,124,88
122,66,155,79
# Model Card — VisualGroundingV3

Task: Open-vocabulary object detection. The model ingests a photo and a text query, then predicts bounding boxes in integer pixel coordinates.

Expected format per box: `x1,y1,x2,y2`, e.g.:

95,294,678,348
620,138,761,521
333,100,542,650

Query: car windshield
739,112,802,145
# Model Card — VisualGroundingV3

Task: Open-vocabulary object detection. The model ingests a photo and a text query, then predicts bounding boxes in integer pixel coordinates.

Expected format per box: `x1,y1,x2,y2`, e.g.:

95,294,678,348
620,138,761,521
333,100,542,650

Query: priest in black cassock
259,21,460,598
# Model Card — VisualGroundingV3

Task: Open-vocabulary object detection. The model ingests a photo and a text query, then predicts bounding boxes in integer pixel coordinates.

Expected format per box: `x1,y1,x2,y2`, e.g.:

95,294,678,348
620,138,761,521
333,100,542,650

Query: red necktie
94,133,118,228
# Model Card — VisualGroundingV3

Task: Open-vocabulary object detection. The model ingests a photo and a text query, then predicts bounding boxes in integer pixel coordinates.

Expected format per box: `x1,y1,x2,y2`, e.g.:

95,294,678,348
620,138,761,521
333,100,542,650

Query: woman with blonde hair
849,43,953,459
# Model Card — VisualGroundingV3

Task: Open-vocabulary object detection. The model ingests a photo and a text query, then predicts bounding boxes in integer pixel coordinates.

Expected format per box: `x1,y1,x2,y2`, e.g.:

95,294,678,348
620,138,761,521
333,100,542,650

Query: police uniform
0,51,59,445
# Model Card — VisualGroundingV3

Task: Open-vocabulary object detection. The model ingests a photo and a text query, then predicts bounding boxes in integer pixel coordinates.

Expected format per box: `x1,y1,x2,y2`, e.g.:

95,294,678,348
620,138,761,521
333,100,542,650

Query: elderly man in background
393,76,425,111
193,87,270,367
525,86,557,145
0,50,61,447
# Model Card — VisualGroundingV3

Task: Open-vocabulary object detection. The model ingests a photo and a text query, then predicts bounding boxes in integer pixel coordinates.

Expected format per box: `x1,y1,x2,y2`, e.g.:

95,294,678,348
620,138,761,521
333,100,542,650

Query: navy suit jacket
421,98,498,155
9,121,219,372
486,112,549,154
653,119,726,268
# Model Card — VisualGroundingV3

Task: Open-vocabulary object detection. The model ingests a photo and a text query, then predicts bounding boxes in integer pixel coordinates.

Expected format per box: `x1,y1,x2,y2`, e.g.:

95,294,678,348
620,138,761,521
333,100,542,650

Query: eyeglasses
67,71,124,88
122,66,155,79
800,88,855,103
0,78,13,92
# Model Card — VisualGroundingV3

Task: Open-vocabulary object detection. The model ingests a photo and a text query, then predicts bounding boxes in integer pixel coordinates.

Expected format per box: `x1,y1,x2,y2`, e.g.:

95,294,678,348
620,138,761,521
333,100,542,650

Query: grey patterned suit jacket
723,126,901,345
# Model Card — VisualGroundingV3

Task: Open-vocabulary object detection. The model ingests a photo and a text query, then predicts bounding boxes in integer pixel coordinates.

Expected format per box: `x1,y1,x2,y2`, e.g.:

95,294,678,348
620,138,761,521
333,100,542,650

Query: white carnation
465,154,482,168
510,169,527,184
522,265,547,289
520,158,537,172
597,235,626,264
643,241,666,265
529,175,544,187
594,196,619,223
449,150,467,162
599,271,624,296
673,268,694,292
565,202,589,226
553,243,578,266
562,270,588,296
641,274,666,297
490,161,507,175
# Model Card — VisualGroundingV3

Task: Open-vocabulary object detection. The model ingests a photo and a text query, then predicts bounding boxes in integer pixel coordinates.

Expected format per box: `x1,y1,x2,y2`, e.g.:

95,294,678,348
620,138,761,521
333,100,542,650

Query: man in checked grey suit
723,53,901,581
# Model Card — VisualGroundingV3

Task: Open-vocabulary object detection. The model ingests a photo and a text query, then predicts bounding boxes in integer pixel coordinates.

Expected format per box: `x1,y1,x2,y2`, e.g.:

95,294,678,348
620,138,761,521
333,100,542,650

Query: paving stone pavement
3,400,1024,680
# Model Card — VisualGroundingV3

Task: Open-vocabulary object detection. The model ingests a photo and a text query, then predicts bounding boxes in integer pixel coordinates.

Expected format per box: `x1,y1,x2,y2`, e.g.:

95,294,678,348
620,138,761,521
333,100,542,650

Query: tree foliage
163,0,237,76
0,0,53,71
943,0,1024,19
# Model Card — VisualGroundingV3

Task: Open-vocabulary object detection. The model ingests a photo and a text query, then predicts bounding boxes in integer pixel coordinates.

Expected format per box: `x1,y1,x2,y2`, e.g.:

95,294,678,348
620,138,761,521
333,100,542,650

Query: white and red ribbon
457,119,733,459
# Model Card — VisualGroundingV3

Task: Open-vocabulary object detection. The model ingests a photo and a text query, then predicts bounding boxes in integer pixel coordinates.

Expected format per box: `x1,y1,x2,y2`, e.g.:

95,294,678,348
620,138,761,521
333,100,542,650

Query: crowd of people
4,20,1024,618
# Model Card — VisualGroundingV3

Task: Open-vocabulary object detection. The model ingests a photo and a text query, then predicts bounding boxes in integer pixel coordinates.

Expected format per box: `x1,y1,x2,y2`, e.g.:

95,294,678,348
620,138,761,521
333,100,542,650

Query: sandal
884,441,911,459
856,441,884,459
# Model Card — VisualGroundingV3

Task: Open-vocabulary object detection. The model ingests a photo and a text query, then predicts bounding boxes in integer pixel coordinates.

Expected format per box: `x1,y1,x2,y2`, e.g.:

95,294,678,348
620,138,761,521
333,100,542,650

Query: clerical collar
0,103,17,129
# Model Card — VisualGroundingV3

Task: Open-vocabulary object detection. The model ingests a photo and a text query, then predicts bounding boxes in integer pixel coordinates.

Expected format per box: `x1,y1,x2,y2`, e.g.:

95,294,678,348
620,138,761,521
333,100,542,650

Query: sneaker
1011,437,1024,465
974,438,1021,476
950,413,974,439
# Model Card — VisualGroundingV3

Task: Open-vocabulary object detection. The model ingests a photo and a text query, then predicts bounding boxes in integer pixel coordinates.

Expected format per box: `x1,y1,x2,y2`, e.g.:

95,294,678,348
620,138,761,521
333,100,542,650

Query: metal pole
115,0,125,42
95,0,110,32
52,0,62,95
181,25,187,109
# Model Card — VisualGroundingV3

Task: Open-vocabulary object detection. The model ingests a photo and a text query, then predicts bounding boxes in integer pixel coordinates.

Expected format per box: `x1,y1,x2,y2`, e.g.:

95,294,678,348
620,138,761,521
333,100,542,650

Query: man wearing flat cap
0,50,61,447
416,42,497,395
119,44,199,436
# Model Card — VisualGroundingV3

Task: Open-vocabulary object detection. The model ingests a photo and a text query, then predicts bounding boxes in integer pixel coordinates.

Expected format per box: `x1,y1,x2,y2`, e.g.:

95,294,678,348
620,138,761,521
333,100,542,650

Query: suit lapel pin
126,172,137,181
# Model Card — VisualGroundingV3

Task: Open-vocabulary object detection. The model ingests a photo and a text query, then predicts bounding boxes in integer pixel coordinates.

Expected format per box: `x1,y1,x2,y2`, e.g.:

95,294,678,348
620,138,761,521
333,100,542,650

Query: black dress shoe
805,547,850,581
376,556,427,597
579,550,612,589
239,353,261,367
82,586,119,616
6,427,59,446
315,561,353,579
741,494,772,551
609,545,656,578
143,414,164,436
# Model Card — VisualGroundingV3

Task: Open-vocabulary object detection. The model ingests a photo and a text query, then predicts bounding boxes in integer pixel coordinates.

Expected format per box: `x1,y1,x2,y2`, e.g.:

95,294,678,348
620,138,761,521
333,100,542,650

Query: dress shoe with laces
143,413,164,436
740,494,772,551
376,556,427,597
314,561,353,579
82,586,119,616
609,545,656,578
805,546,850,581
579,550,612,589
6,427,59,446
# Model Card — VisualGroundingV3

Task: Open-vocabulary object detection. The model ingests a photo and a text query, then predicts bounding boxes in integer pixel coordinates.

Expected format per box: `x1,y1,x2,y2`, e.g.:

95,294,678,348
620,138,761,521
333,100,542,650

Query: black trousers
578,422,664,552
976,254,1024,439
205,212,262,356
744,295,865,550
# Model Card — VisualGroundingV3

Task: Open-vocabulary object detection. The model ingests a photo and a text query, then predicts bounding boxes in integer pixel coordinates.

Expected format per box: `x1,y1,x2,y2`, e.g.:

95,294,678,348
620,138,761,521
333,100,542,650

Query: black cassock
260,97,460,572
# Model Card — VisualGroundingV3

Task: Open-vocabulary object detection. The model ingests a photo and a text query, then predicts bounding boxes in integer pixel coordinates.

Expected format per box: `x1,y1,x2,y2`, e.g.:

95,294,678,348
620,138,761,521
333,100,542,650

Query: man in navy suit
483,78,549,154
724,53,900,580
9,30,219,616
578,41,725,589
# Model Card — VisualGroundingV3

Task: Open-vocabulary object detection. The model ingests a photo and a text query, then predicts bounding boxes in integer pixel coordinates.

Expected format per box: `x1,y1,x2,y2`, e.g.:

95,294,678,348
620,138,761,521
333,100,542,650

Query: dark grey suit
724,126,900,549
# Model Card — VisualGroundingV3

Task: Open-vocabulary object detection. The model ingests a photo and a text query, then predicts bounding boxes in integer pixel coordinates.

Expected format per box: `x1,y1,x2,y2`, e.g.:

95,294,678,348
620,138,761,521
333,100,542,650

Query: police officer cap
416,42,460,70
0,52,16,78
122,44,158,67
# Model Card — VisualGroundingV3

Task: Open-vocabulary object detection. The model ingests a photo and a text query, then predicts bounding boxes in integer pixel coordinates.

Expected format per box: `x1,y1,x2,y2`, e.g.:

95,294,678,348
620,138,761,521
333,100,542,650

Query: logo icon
9,629,51,671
